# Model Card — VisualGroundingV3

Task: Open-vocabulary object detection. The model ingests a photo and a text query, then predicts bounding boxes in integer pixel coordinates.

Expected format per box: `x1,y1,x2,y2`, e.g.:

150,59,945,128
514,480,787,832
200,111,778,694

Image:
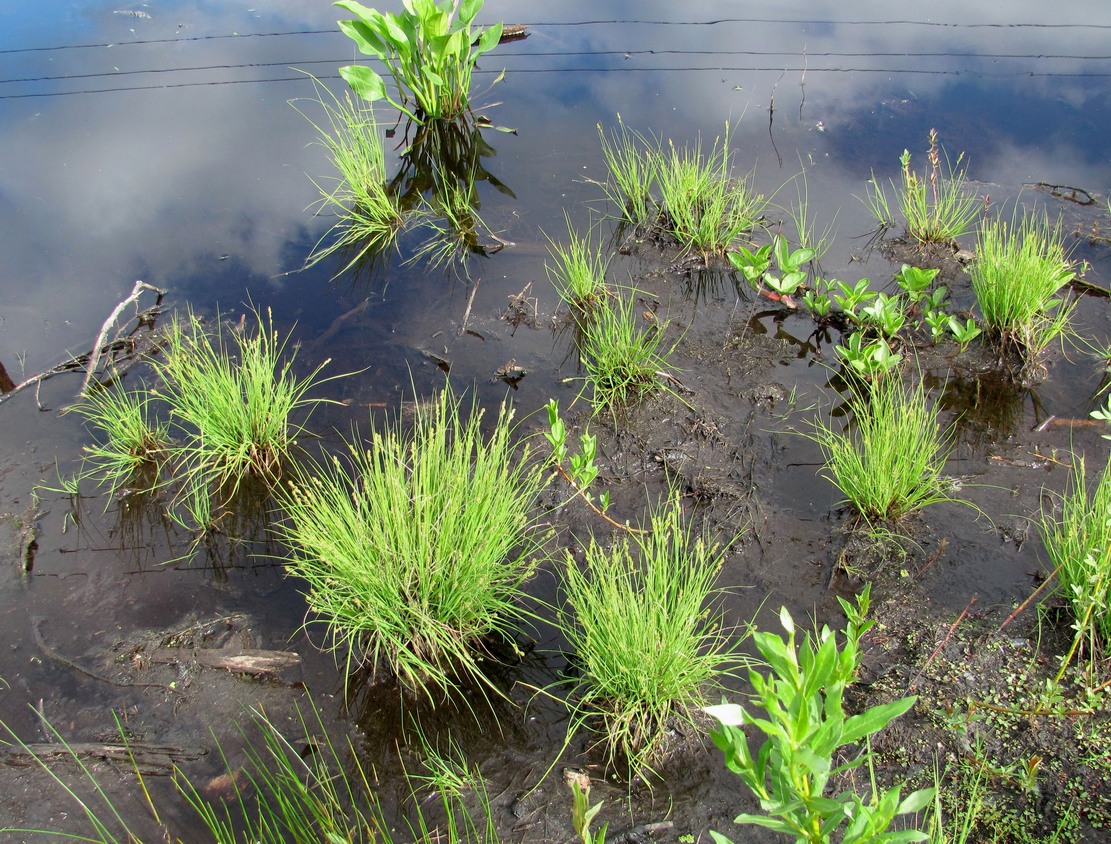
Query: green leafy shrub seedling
279,386,546,699
1041,453,1111,660
335,0,504,123
706,584,933,843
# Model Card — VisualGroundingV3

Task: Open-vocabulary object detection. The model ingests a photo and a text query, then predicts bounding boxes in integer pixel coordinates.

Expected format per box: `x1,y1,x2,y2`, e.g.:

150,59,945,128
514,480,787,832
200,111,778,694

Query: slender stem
551,460,648,534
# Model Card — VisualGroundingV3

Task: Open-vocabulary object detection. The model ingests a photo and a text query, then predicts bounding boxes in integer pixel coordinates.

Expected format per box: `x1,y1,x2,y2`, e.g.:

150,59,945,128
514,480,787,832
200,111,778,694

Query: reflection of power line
4,48,1111,88
1,16,1109,56
5,64,1111,100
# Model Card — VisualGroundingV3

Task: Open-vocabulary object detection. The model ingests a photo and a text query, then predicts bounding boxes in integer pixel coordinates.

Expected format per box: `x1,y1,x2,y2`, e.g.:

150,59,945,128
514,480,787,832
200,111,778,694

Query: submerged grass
295,83,409,275
278,386,547,699
153,308,339,532
655,122,764,259
545,216,611,315
578,292,673,413
1,698,501,843
809,375,962,526
971,210,1077,368
1041,453,1111,656
559,500,737,776
69,384,168,498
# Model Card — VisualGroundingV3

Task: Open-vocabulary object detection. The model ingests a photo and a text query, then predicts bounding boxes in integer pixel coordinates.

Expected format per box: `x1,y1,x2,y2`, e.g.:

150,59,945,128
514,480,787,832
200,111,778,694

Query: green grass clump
655,123,764,259
809,376,960,525
1042,454,1111,653
596,115,661,228
546,218,611,315
297,85,409,275
279,387,546,699
69,385,168,497
595,118,764,258
578,293,672,413
971,211,1077,367
560,500,735,776
153,308,337,531
897,129,981,245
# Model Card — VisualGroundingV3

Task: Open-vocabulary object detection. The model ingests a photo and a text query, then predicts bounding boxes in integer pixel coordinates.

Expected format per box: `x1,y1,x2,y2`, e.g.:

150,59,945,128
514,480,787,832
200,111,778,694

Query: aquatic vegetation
970,210,1077,369
893,264,940,304
296,84,410,276
728,234,815,303
545,218,611,315
1093,394,1111,441
1041,454,1111,657
279,387,546,699
0,698,500,843
560,500,735,776
153,308,340,533
594,118,764,258
706,585,933,844
578,292,673,413
336,0,504,123
834,333,903,380
655,123,765,259
595,115,662,229
69,384,168,498
895,129,981,245
808,375,961,525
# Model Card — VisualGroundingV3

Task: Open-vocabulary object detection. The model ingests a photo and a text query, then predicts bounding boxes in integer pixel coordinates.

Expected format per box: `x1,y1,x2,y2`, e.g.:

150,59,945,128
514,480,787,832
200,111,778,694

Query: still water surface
1,1,1110,839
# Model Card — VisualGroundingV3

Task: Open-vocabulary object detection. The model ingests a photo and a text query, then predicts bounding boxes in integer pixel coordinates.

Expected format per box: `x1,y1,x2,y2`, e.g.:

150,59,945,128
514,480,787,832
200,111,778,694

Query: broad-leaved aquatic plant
335,0,503,123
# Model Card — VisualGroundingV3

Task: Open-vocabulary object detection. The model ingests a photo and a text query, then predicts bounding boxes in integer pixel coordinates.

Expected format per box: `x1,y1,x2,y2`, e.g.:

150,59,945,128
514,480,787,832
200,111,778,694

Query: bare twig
80,280,165,396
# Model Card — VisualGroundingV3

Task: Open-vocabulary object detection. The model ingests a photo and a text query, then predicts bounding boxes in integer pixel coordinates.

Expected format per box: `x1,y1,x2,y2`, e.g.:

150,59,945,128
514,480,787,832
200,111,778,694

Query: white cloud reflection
0,0,1108,367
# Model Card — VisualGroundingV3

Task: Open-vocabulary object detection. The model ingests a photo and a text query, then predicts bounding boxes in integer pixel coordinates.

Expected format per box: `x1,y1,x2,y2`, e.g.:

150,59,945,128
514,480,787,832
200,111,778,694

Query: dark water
1,1,1110,840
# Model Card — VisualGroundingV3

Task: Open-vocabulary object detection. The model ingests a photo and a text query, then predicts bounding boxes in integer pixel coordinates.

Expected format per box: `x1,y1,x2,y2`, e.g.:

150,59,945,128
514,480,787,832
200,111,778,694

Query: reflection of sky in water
1,0,1110,370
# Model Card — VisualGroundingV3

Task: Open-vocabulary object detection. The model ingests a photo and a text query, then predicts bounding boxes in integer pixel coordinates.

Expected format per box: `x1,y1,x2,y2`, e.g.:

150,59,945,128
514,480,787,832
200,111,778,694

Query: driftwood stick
1,741,205,775
80,280,165,396
148,647,303,683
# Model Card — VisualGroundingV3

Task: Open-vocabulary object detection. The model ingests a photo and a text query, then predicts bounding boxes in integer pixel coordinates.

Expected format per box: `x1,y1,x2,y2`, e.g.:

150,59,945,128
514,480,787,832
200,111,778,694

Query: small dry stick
994,562,1063,636
80,279,166,396
905,594,977,693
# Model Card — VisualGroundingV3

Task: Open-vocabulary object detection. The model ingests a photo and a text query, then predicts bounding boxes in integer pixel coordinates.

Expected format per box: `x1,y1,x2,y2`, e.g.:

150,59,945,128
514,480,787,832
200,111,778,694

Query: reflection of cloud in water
0,0,1109,367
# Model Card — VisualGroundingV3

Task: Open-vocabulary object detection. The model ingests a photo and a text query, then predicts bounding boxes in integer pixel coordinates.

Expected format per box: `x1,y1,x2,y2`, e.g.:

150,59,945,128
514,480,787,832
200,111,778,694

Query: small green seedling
860,292,906,339
836,333,902,379
947,316,982,351
1092,396,1111,440
832,278,877,322
569,774,608,844
728,243,773,285
894,264,939,302
923,309,949,343
803,288,833,318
